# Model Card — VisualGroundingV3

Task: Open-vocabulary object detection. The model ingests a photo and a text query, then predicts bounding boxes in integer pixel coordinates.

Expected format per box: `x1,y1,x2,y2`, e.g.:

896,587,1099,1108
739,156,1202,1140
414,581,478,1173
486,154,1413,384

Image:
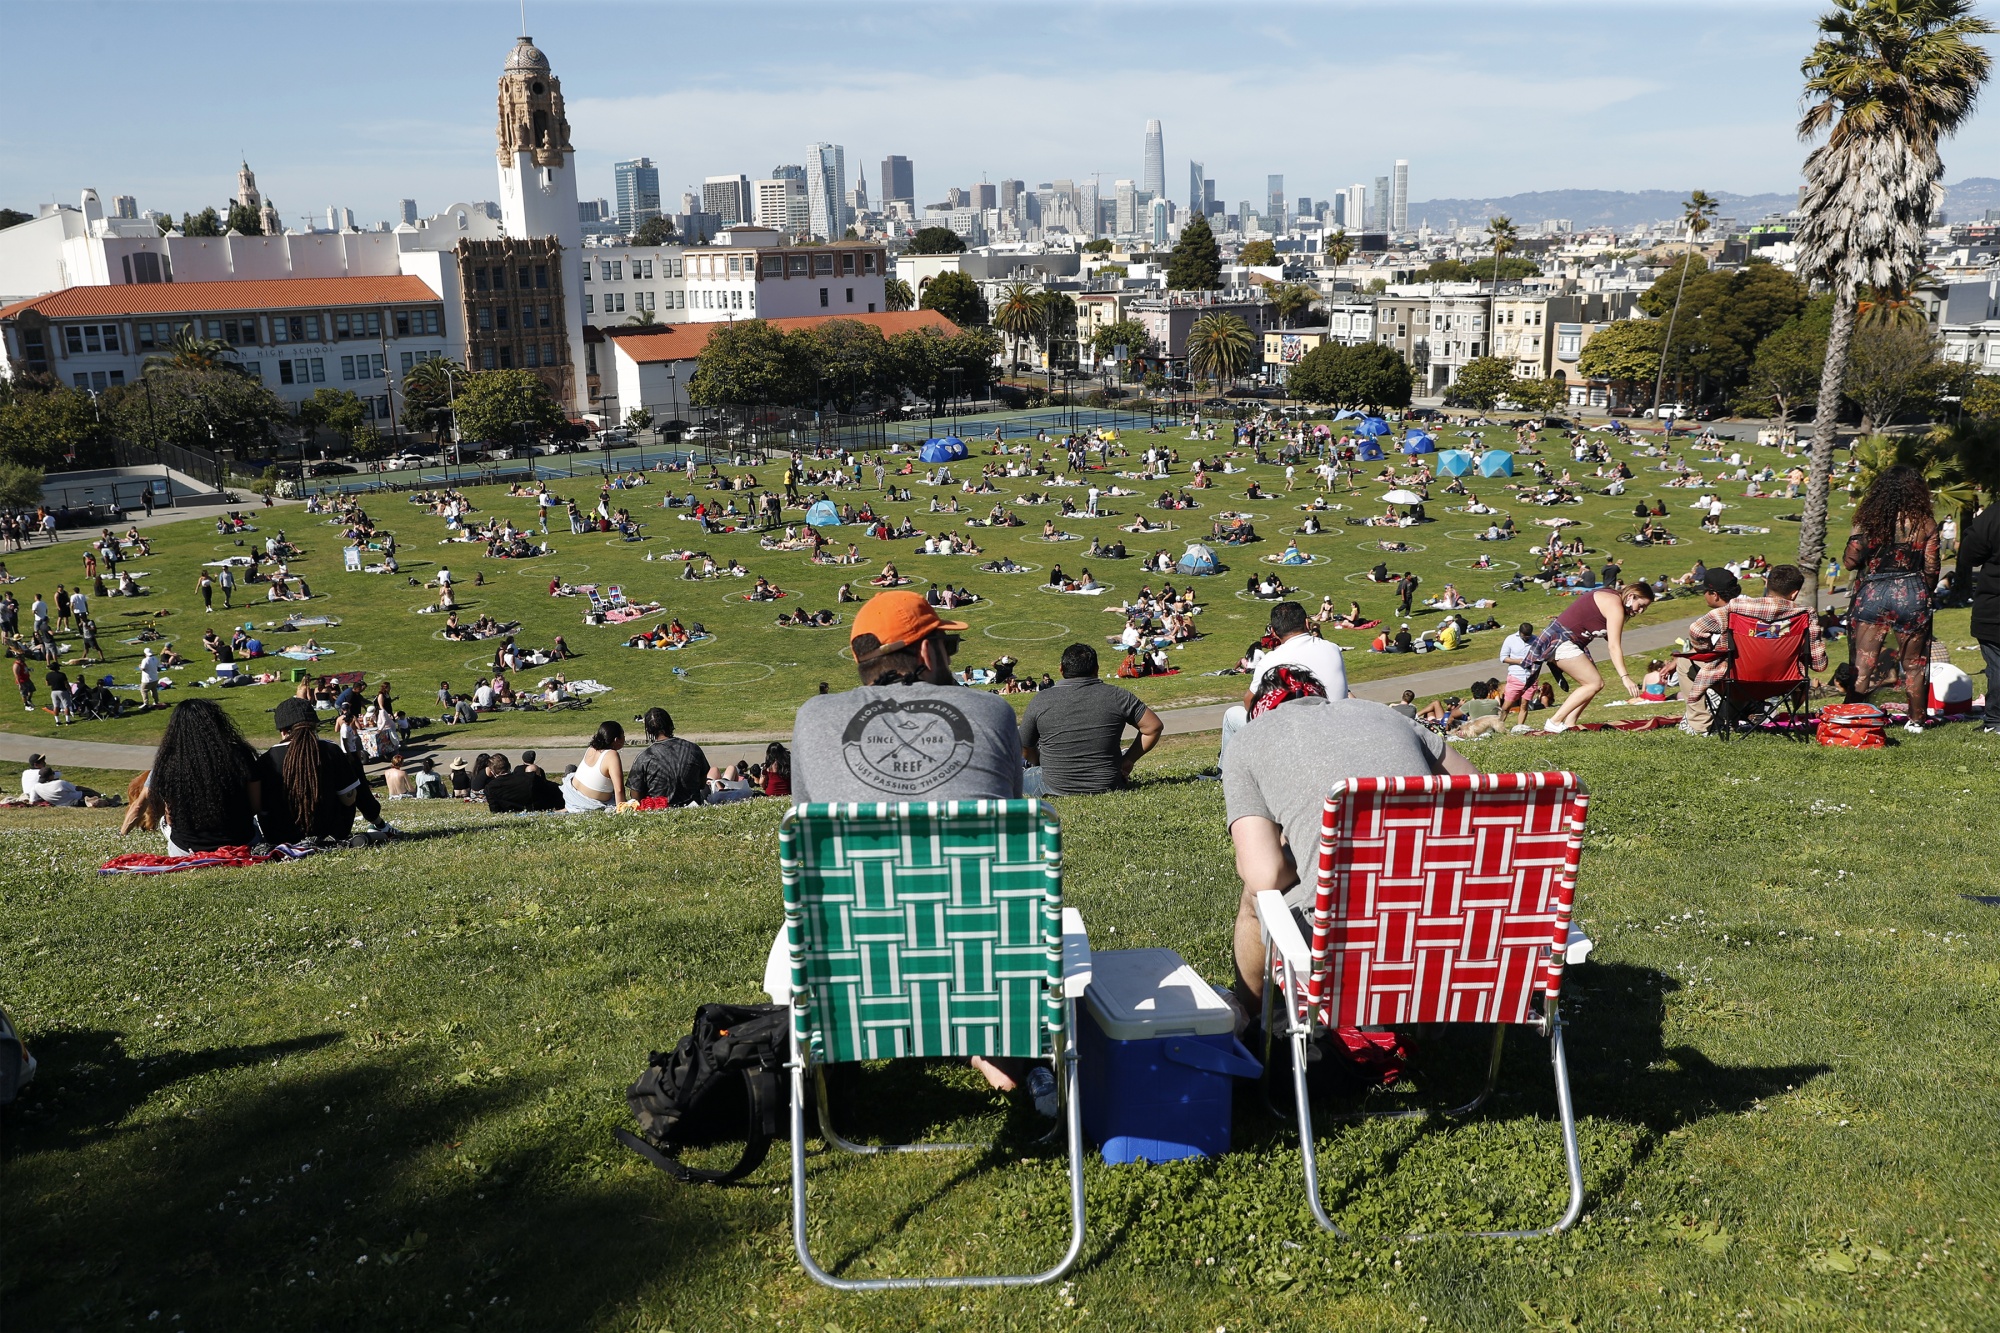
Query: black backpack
614,1003,792,1184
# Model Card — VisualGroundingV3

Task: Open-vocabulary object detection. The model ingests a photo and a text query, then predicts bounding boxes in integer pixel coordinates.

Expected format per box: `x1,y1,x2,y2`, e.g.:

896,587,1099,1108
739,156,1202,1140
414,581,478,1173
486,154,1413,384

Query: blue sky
6,1,1995,227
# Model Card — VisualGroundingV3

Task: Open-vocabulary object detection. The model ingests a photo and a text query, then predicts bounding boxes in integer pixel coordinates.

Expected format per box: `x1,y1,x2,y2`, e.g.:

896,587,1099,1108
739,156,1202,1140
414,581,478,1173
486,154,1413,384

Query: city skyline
7,1,1970,230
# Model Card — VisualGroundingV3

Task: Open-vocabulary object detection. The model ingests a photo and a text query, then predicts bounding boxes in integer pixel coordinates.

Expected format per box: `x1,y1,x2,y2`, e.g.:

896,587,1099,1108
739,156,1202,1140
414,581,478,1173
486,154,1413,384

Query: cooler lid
1084,948,1236,1040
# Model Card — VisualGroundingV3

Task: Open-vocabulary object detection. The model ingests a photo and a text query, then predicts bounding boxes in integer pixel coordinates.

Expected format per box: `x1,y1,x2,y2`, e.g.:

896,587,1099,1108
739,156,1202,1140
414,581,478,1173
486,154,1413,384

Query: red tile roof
0,276,442,321
605,309,960,364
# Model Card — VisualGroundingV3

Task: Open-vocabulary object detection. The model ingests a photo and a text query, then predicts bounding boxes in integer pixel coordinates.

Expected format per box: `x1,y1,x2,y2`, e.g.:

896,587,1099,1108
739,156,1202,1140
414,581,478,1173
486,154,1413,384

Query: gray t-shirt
793,682,1023,803
1222,696,1448,911
1019,676,1149,796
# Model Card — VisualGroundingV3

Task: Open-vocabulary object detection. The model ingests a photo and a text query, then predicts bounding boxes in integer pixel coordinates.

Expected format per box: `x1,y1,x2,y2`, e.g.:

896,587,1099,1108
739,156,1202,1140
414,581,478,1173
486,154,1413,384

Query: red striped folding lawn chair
1254,771,1596,1238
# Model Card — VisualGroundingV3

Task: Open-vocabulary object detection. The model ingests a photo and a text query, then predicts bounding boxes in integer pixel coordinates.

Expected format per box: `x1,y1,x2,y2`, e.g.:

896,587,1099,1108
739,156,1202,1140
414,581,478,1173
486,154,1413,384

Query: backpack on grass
614,1003,792,1185
1816,702,1887,749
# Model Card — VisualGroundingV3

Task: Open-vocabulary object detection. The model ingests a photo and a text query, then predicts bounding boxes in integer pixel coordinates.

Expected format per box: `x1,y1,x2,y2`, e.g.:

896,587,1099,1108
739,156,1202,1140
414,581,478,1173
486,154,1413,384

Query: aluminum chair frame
1256,771,1593,1240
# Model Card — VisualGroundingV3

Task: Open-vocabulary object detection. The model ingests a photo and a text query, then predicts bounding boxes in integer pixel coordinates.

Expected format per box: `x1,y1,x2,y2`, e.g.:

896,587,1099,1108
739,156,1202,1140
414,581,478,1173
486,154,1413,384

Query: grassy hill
4,730,1997,1330
0,415,1936,749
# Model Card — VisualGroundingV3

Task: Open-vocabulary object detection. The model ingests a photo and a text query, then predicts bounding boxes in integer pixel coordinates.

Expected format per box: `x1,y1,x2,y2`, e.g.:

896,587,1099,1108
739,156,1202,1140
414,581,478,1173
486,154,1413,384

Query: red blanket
99,842,318,874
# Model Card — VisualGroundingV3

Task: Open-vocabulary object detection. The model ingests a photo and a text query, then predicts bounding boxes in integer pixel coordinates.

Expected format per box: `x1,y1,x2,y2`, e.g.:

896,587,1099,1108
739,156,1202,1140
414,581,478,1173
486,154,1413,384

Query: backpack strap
613,1065,780,1186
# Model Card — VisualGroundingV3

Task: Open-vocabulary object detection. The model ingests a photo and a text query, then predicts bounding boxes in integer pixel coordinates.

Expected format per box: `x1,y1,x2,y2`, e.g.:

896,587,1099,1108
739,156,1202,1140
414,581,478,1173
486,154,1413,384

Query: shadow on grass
2,1038,757,1331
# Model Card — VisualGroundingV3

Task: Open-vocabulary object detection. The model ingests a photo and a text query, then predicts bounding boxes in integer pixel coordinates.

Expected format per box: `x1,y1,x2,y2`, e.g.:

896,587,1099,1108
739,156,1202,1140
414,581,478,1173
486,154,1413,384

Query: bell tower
493,35,587,410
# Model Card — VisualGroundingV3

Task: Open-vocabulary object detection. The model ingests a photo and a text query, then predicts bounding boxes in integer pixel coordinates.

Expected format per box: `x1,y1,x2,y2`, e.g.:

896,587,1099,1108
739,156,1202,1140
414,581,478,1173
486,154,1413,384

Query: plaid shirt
1686,595,1825,687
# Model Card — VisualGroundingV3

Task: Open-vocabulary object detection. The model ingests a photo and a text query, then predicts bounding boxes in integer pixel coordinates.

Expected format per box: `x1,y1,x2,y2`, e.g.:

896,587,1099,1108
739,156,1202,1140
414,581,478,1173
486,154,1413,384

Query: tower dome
505,36,550,73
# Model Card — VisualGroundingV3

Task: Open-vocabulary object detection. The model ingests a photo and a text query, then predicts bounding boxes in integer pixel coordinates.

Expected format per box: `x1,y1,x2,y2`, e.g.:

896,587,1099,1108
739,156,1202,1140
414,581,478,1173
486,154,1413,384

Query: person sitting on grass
9,753,108,808
483,753,563,813
1021,643,1164,795
1451,679,1508,738
257,697,363,846
624,708,710,807
561,721,627,813
1223,665,1481,1011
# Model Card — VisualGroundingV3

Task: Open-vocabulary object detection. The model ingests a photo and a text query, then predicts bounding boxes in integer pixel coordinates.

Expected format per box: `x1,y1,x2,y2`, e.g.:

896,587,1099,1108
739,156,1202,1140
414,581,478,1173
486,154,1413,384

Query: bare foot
968,1055,1018,1092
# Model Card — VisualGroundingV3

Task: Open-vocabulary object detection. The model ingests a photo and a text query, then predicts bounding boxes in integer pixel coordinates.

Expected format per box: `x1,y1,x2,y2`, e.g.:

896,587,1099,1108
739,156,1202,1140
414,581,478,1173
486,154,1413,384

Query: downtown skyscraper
806,142,846,240
614,157,660,229
1142,120,1164,199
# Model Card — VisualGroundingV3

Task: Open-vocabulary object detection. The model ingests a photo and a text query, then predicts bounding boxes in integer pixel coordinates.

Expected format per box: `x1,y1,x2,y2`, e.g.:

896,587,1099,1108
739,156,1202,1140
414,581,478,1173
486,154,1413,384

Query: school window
335,314,351,337
241,363,259,382
475,267,491,292
542,342,555,364
634,259,651,279
584,294,595,314
598,260,613,281
401,351,415,372
609,292,625,313
517,266,531,289
279,360,294,384
206,319,225,339
495,307,509,331
341,355,357,381
862,253,876,273
498,346,512,369
611,260,623,281
136,324,156,348
477,307,493,331
815,255,834,275
732,290,743,309
866,303,876,313
789,256,808,275
671,258,684,277
395,311,410,337
481,348,497,370
525,343,541,368
819,287,829,307
304,316,320,339
424,309,439,334
841,253,854,275
845,287,853,303
364,312,380,335
64,327,82,353
310,357,325,382
535,264,549,288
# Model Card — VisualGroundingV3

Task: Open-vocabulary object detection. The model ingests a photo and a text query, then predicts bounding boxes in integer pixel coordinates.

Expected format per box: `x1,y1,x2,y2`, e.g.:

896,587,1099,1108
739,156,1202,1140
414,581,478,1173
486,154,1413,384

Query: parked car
686,422,722,439
1407,407,1444,421
1644,403,1689,420
593,428,631,446
1694,404,1725,421
308,462,356,477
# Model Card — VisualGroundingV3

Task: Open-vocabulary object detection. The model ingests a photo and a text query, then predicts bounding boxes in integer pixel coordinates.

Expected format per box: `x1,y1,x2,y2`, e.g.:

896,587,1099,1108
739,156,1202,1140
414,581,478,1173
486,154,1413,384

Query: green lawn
4,730,1997,1330
0,417,1911,748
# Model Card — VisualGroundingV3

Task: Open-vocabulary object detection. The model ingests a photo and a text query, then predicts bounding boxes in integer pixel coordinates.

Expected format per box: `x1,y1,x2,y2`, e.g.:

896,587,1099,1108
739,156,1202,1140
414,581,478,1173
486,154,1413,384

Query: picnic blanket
99,842,318,875
279,648,334,661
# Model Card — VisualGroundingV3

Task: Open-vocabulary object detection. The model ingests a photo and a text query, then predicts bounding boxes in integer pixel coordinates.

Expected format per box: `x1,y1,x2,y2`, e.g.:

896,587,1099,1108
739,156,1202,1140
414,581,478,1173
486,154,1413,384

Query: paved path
0,619,1699,775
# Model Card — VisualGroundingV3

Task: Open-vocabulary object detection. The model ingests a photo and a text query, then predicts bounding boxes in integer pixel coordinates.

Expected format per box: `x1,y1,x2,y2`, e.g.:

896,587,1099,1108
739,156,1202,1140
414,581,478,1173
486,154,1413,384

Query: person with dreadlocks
1222,665,1479,1010
257,696,363,845
138,699,264,853
1843,464,1942,733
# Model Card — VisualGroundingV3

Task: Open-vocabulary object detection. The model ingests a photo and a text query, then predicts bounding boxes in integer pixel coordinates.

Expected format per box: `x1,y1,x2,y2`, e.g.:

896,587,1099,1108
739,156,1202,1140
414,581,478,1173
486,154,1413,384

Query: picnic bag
615,1002,791,1184
1816,702,1887,749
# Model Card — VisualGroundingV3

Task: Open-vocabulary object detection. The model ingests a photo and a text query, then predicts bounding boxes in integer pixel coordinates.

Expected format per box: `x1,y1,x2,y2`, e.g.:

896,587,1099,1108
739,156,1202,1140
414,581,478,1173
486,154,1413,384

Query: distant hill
1404,180,2000,232
1405,189,1798,232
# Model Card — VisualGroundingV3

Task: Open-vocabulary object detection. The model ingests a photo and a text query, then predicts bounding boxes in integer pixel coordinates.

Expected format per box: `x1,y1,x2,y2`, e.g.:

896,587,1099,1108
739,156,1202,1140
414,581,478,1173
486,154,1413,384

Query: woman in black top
148,699,263,853
258,696,360,843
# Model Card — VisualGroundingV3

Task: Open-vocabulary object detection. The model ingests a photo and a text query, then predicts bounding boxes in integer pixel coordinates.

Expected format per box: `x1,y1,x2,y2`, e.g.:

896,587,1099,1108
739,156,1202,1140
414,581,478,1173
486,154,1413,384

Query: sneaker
1982,723,2000,734
1025,1065,1059,1119
1542,719,1573,733
1903,721,1925,735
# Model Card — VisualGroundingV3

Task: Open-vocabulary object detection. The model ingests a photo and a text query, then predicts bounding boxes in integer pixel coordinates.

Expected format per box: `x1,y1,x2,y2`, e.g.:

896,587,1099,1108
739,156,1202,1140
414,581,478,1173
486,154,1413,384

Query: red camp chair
1686,610,1813,740
1254,772,1594,1238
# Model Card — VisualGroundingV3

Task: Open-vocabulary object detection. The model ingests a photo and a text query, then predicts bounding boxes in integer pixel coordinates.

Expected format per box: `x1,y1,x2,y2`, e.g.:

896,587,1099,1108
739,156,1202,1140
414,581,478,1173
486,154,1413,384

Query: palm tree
1793,0,1993,603
1649,189,1720,414
1272,283,1318,329
403,357,466,444
1185,311,1253,390
992,281,1046,372
1326,230,1355,268
147,329,235,374
623,309,659,327
1484,215,1517,354
885,277,914,312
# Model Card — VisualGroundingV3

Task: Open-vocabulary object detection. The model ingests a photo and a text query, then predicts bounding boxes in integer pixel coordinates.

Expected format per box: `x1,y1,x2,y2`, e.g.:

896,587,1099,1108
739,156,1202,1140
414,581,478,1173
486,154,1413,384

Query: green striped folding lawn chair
780,799,1091,1291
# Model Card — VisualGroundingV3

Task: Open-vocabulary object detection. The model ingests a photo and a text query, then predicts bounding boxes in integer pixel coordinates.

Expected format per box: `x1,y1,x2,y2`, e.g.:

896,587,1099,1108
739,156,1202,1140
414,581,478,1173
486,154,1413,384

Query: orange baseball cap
850,590,967,663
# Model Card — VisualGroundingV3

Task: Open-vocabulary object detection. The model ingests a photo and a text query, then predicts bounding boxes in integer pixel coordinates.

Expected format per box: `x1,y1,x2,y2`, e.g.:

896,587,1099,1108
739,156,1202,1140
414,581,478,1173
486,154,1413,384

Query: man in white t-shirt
473,680,496,710
1218,601,1349,760
19,755,84,806
1086,485,1100,517
139,647,163,709
1498,620,1536,723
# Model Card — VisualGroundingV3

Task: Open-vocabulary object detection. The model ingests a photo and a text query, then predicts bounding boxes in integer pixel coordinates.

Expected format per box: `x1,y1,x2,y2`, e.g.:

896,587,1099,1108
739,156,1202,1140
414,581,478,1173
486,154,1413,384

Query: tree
401,358,464,439
0,461,42,508
1648,190,1721,410
1576,319,1664,395
918,270,988,327
884,277,914,311
1089,319,1154,379
905,226,966,255
1185,312,1254,388
1326,230,1355,268
1286,341,1412,407
1511,374,1569,415
1641,261,1809,402
624,406,654,432
623,309,659,327
1962,373,2000,419
887,326,1001,411
1846,320,1950,428
1736,296,1835,421
1793,0,1994,602
1036,292,1079,373
1082,238,1114,255
106,363,282,456
1239,239,1278,267
1448,356,1519,411
1415,257,1540,283
0,380,107,468
1271,282,1319,328
633,215,677,246
801,319,895,411
223,201,264,236
1484,215,1518,321
1166,213,1222,290
992,281,1046,369
687,320,811,408
0,208,32,231
452,369,566,446
295,388,366,449
180,207,224,238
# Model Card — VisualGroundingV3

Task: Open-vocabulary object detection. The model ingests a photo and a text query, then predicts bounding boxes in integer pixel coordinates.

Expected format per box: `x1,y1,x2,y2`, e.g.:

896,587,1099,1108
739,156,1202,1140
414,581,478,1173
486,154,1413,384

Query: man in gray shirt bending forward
1222,666,1478,1006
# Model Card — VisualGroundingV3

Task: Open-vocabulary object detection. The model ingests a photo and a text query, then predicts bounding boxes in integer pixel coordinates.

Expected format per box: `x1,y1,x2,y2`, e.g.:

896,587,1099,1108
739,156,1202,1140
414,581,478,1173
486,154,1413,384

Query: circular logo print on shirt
840,698,976,795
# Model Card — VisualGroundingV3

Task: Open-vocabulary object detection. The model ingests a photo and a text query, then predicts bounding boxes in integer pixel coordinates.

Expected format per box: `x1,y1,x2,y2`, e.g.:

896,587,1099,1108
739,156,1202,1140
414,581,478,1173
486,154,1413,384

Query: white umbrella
1381,489,1423,505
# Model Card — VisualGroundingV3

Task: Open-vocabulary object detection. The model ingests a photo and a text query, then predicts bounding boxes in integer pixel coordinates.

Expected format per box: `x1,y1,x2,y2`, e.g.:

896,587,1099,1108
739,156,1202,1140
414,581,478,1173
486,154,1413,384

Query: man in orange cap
790,590,1024,804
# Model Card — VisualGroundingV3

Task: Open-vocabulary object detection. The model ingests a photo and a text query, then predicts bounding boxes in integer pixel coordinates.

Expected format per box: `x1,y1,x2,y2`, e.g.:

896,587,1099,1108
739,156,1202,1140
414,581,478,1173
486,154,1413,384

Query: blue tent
1356,440,1387,462
919,436,968,463
1402,430,1436,455
1436,449,1474,476
804,499,842,527
1175,541,1218,576
1356,416,1390,437
1331,409,1363,421
1478,450,1515,478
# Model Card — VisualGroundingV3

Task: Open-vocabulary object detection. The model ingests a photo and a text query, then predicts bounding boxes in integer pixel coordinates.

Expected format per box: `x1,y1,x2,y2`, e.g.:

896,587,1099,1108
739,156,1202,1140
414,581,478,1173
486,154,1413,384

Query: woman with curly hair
143,699,263,853
1842,464,1942,732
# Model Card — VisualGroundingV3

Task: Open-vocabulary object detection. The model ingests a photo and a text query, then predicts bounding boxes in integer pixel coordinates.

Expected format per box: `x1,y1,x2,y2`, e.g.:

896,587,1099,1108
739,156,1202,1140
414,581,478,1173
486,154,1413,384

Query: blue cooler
1079,948,1262,1164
